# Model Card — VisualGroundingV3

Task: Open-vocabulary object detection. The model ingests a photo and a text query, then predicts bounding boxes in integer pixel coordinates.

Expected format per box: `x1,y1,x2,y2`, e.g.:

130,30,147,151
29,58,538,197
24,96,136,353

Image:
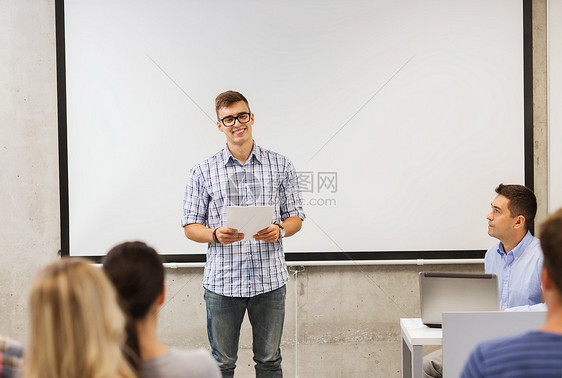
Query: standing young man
182,91,305,377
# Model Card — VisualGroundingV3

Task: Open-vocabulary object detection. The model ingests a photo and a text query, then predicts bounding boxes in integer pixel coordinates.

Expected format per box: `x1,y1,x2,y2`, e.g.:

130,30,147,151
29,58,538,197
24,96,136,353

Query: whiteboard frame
55,0,534,264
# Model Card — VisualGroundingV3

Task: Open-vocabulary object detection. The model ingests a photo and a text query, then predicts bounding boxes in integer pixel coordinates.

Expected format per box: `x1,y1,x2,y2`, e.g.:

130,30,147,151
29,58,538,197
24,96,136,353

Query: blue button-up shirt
182,143,305,297
484,231,543,310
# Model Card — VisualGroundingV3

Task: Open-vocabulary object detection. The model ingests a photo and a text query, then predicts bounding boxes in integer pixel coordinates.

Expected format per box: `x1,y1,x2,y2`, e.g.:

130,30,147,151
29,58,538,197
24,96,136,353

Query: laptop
419,272,499,328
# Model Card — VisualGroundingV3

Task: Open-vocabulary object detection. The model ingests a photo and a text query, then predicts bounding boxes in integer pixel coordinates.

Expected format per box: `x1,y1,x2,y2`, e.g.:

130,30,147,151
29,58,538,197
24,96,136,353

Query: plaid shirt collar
221,141,263,167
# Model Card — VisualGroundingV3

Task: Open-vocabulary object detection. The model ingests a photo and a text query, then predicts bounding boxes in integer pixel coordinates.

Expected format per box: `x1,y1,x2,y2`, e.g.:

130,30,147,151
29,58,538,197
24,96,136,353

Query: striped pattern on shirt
461,331,562,378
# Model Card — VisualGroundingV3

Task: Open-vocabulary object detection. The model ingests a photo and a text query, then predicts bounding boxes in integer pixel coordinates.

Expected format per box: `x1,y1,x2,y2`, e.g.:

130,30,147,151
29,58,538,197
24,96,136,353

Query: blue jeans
204,286,286,378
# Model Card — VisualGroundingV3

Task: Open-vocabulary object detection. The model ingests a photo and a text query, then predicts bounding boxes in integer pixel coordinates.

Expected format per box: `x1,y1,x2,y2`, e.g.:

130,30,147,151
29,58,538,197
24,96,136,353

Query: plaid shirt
0,335,23,378
182,143,305,297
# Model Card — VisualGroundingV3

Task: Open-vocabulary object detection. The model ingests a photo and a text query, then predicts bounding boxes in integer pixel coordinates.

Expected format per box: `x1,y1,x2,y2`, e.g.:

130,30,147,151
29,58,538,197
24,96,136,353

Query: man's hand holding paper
225,206,275,242
214,227,244,245
253,224,280,243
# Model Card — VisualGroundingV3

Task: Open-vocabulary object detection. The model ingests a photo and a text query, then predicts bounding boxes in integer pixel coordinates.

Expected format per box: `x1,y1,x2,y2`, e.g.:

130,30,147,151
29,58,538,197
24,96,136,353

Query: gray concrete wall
160,264,483,377
0,0,60,337
0,1,548,377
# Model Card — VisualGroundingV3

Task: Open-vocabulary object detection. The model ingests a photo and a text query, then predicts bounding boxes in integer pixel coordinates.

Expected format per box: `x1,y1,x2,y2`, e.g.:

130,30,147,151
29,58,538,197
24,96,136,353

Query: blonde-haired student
24,258,137,378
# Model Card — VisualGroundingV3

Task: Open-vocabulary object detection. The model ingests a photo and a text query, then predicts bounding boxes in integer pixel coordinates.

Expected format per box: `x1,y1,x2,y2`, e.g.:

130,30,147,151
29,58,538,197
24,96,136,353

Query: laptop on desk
419,272,499,328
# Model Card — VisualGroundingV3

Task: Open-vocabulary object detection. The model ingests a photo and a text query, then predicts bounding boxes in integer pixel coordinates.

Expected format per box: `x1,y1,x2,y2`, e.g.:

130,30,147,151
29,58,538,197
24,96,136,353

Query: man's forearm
185,223,245,245
281,216,303,238
184,223,213,243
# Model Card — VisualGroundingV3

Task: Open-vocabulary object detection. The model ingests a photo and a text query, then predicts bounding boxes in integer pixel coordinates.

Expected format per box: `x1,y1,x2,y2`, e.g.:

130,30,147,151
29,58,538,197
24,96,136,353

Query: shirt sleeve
181,166,210,227
279,159,305,222
505,302,547,312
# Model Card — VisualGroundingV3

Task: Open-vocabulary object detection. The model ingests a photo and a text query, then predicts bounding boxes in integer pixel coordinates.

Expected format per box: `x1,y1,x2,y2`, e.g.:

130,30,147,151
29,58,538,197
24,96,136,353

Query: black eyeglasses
219,112,251,127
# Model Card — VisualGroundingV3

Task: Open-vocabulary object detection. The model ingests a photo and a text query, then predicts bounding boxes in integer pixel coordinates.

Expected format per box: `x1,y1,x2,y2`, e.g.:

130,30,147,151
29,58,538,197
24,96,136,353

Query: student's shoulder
202,149,226,165
529,234,542,250
478,331,545,354
190,149,226,173
476,332,562,371
524,234,544,263
170,348,213,358
169,349,221,377
464,334,530,373
0,334,23,354
255,144,293,166
141,349,220,378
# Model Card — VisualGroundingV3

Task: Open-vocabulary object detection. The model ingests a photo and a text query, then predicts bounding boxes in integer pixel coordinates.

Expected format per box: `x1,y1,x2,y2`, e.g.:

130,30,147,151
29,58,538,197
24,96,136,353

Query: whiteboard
60,0,527,258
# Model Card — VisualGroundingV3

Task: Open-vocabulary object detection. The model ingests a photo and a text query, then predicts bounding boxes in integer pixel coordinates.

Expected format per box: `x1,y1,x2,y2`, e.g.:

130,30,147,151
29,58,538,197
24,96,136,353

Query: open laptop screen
419,272,499,328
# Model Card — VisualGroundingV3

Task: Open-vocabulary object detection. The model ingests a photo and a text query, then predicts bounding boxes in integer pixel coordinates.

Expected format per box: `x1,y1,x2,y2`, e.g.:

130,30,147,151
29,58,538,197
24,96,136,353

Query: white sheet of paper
225,206,275,241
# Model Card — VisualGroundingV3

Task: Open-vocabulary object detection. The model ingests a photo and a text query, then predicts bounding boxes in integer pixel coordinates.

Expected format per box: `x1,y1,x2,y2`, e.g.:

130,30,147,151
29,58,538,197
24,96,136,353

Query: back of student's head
103,241,165,320
539,208,562,293
25,258,135,378
102,241,165,363
495,183,537,231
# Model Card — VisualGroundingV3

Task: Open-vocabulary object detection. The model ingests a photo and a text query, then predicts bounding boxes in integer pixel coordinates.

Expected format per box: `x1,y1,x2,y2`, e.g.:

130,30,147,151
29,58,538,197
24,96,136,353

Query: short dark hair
539,208,562,293
215,90,250,117
495,184,537,231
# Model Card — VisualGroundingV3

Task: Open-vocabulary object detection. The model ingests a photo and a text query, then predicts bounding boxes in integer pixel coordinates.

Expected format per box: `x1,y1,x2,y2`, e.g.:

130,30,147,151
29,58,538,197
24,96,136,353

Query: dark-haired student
423,184,545,378
103,241,221,378
483,184,545,311
461,207,562,377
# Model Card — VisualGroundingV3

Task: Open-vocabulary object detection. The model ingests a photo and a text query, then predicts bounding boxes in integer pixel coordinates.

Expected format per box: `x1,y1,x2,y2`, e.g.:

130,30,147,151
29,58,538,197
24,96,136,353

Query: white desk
400,318,442,378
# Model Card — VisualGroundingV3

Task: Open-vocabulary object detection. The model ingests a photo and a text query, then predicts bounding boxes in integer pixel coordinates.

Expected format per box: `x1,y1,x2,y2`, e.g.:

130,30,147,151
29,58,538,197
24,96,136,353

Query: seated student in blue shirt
461,207,562,378
484,184,544,311
424,184,544,378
